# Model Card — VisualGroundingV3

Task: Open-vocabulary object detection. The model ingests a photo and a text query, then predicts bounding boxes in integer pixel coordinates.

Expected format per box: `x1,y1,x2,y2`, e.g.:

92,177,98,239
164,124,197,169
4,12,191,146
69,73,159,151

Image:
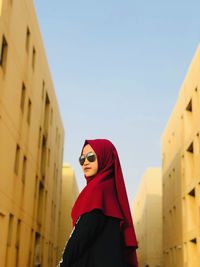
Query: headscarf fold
71,139,138,267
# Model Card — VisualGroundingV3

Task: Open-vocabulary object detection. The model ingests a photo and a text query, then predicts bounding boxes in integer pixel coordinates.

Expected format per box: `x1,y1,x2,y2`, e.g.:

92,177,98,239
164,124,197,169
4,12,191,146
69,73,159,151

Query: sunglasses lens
79,155,85,166
87,152,95,162
79,152,96,165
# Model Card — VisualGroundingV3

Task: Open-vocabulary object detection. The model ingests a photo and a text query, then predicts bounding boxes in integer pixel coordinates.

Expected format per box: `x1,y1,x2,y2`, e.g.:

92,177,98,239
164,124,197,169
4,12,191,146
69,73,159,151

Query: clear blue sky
34,0,200,205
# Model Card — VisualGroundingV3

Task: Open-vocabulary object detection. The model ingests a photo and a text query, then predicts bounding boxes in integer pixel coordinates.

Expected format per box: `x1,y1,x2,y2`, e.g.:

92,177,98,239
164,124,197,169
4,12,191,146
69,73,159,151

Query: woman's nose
83,158,89,165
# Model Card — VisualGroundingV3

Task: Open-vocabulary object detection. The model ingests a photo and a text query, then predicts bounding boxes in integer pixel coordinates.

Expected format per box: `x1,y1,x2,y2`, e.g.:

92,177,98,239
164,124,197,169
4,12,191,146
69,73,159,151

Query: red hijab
71,139,138,267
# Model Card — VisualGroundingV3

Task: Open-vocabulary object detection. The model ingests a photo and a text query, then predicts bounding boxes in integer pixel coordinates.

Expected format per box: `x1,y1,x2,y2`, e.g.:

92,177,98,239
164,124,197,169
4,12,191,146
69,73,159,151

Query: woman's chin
85,172,96,178
85,173,92,177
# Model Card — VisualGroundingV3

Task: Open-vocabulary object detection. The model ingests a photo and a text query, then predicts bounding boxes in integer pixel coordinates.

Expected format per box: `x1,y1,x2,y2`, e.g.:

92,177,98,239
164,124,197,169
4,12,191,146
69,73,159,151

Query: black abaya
58,209,128,267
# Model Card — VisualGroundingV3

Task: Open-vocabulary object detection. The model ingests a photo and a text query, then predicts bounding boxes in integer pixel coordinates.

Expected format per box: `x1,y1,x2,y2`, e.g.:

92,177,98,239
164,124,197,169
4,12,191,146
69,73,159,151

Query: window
0,35,8,70
14,144,20,174
44,93,50,130
34,175,38,198
194,87,199,113
187,142,193,153
7,214,14,246
27,99,31,124
42,81,45,100
21,155,27,183
20,83,26,112
38,126,42,148
186,99,192,112
190,238,197,244
196,133,200,154
185,142,194,184
37,183,44,225
188,237,198,266
187,188,196,231
32,46,36,70
189,188,195,197
26,27,30,52
16,221,22,265
34,233,41,266
41,136,47,179
16,219,21,249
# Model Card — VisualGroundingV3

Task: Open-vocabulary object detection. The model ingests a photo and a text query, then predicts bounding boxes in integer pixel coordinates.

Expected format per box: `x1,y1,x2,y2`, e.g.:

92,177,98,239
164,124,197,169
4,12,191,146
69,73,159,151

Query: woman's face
81,144,98,177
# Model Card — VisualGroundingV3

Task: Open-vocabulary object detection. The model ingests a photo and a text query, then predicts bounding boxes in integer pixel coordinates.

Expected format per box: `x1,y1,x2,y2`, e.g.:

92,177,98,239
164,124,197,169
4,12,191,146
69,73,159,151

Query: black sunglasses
79,152,96,166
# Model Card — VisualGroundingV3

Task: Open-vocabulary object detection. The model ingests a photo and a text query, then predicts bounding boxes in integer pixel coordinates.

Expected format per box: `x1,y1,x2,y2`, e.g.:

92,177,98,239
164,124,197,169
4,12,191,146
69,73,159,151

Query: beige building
58,163,79,263
132,168,162,267
162,45,200,267
0,1,65,267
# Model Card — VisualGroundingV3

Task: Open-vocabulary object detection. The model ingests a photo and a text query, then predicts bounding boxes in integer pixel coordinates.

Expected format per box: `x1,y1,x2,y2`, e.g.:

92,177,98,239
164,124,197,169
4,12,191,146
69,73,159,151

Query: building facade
0,0,65,266
132,168,162,267
162,45,200,267
58,163,79,263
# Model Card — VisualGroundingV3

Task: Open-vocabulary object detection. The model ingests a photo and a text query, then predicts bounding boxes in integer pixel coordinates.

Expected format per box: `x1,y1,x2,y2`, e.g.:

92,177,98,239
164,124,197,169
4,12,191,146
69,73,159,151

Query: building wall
162,45,200,267
58,163,79,263
132,168,162,267
0,1,65,267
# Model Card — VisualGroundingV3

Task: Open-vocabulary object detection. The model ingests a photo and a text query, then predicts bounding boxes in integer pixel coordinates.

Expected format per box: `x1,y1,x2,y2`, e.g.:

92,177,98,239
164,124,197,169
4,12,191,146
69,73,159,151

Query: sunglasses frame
79,152,96,166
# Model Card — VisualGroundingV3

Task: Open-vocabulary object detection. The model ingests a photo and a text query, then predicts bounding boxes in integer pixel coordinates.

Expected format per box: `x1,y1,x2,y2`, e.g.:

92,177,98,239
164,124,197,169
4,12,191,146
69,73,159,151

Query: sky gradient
34,0,200,206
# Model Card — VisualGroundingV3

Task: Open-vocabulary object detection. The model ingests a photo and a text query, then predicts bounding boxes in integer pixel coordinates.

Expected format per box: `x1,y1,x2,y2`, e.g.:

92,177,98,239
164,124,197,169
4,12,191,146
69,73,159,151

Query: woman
58,139,138,267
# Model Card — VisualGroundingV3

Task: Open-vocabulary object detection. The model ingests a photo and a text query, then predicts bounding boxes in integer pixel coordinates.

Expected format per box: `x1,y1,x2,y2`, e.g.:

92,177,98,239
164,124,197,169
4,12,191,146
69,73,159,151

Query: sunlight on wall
0,0,2,16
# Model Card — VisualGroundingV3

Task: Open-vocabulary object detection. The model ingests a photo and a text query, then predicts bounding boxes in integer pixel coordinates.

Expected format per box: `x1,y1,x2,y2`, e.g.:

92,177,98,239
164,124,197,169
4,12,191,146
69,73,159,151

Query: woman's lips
84,168,91,171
